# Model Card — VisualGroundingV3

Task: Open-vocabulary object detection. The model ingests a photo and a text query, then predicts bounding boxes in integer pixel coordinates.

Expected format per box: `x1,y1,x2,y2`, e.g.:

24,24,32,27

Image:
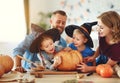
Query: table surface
35,73,120,83
0,71,120,83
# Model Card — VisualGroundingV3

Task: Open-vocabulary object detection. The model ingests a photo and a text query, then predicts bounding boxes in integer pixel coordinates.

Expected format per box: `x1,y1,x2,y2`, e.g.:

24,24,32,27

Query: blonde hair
97,11,120,42
73,29,86,38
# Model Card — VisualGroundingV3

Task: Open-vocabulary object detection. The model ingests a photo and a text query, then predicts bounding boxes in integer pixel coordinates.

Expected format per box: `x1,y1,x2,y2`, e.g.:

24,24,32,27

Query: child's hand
63,47,72,52
53,56,61,68
84,56,96,63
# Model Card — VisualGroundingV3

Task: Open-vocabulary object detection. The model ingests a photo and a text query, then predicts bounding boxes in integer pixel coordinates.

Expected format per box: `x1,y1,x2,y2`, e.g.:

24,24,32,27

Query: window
0,0,26,42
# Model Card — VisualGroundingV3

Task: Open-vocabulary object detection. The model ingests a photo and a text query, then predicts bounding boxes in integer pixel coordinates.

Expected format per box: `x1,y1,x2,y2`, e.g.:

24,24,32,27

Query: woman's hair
97,11,120,42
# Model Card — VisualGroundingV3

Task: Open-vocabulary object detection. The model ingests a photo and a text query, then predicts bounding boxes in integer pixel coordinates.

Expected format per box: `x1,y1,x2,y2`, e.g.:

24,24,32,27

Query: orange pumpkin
96,64,104,75
0,65,5,78
96,64,113,78
55,50,82,71
0,54,14,73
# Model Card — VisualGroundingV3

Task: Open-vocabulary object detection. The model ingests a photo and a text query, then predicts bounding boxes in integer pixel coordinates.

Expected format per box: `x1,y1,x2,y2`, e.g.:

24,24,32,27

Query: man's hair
52,10,67,17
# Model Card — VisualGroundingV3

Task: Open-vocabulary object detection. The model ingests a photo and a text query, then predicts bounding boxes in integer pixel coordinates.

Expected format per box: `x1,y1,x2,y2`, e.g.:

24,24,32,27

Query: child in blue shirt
65,22,97,66
30,28,63,70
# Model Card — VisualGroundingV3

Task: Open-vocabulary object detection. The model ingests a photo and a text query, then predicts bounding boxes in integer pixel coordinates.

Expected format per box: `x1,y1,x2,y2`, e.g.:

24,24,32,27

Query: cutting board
0,71,35,82
30,70,78,75
0,71,20,82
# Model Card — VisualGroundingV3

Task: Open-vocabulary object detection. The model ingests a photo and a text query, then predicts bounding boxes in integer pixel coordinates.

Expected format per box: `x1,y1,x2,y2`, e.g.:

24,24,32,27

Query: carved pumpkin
0,54,14,73
0,65,5,78
96,64,113,78
55,50,82,71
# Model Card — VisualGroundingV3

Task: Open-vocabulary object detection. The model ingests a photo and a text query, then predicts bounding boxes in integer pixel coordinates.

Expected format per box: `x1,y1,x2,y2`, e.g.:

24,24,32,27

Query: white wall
0,42,19,56
0,0,120,55
0,0,26,42
29,0,120,50
29,0,120,25
0,0,26,56
29,0,49,24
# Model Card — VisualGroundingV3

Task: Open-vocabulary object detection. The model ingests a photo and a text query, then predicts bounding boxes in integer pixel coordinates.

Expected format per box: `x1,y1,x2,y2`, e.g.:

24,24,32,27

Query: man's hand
14,55,26,73
14,66,26,73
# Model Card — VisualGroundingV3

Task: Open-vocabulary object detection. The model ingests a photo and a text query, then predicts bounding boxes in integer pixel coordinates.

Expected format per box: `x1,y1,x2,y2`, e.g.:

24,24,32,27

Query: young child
13,10,67,73
77,11,120,73
30,28,62,70
65,22,97,66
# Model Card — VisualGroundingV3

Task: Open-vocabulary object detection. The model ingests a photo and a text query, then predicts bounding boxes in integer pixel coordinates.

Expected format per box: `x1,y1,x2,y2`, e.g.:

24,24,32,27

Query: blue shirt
69,43,94,66
13,33,66,70
13,33,40,69
55,37,67,48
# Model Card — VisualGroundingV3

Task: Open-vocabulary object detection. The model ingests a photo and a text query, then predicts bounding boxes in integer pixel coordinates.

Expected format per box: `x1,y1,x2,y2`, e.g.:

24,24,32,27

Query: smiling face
73,29,88,48
50,13,67,34
97,19,112,38
40,37,55,54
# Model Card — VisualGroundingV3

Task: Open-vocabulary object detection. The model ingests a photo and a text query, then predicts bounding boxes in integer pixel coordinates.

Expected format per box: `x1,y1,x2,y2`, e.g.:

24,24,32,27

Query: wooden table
0,71,120,83
35,73,120,83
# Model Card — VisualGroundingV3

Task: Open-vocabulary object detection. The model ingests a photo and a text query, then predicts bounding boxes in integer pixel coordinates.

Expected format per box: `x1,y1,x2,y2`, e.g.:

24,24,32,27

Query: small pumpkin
0,65,5,78
0,54,14,73
96,64,113,78
55,50,82,71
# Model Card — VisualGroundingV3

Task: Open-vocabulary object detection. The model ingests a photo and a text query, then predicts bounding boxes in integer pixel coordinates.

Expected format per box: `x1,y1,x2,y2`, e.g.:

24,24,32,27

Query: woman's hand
77,63,90,73
77,62,96,73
